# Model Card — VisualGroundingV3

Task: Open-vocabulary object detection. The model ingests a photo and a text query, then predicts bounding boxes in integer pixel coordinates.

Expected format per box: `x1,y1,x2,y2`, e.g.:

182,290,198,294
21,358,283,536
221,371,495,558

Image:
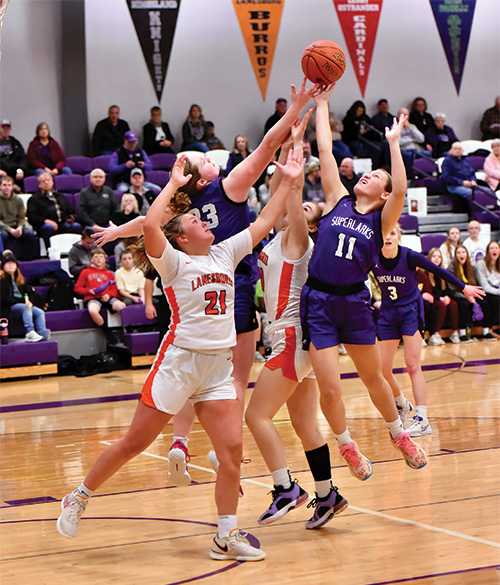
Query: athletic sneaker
210,528,266,561
257,481,309,525
407,415,432,437
338,344,347,356
339,441,373,481
305,486,348,530
56,491,88,538
428,333,445,346
483,332,498,341
460,335,473,343
254,350,266,362
396,398,414,429
450,331,460,344
168,440,191,486
25,330,43,342
207,450,245,497
391,431,427,469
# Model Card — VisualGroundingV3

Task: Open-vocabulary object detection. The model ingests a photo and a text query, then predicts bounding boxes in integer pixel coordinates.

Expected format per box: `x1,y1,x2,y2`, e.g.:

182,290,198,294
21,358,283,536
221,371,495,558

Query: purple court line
365,563,500,585
2,357,499,415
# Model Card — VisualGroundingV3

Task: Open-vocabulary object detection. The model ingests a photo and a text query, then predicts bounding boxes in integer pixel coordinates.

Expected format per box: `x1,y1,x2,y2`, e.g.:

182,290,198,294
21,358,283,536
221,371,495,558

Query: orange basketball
301,40,346,86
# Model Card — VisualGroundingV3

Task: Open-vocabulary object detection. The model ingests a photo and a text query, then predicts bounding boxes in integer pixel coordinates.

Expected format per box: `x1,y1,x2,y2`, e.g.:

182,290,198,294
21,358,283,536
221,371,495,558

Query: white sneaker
422,337,427,348
254,350,266,362
428,333,445,346
210,529,266,561
167,440,191,487
407,416,432,437
396,398,414,429
57,491,88,538
25,330,43,342
338,344,347,355
206,450,219,473
450,331,460,344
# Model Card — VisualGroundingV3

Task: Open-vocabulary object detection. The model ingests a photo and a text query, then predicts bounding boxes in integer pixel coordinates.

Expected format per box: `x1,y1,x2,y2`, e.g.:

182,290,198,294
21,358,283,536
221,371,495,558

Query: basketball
301,40,346,86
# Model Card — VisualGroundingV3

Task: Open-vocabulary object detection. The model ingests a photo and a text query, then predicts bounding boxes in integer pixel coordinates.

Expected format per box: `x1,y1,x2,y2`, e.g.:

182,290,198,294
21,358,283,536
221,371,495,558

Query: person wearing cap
128,167,156,214
302,159,324,204
92,105,130,156
0,251,51,342
78,168,118,230
0,175,39,260
109,130,153,190
264,98,287,134
0,120,27,185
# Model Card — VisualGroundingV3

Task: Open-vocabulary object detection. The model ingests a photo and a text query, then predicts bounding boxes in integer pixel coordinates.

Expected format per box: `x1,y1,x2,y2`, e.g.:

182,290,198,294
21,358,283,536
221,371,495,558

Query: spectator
409,97,435,144
302,160,323,203
439,226,461,269
426,113,459,159
302,140,319,168
484,138,500,193
305,109,353,164
264,97,287,134
371,99,394,134
474,241,500,331
92,105,130,156
68,228,96,279
181,104,210,152
0,120,26,185
109,131,153,190
142,106,175,155
480,97,500,141
257,166,274,209
225,135,252,175
342,100,381,168
115,248,145,305
78,168,118,229
205,121,225,150
0,251,50,342
26,123,71,176
113,193,141,226
27,172,82,249
463,220,486,266
0,175,39,260
339,157,360,198
74,247,126,345
127,168,156,214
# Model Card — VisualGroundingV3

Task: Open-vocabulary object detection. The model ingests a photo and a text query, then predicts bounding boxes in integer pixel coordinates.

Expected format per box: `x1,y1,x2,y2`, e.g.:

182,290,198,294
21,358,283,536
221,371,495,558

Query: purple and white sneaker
258,480,309,525
305,486,348,529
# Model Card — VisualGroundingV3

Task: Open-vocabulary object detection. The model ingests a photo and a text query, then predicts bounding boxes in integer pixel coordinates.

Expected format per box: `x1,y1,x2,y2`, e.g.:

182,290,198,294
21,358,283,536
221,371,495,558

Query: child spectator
463,220,486,265
115,248,145,305
74,248,125,344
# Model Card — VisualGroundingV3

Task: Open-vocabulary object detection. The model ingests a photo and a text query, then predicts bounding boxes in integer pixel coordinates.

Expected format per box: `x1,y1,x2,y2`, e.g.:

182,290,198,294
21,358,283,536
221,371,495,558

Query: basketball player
300,84,426,480
374,225,484,437
57,151,305,561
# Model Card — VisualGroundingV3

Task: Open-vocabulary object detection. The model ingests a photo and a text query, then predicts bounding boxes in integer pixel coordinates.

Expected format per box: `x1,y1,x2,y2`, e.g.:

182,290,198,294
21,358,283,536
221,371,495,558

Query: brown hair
427,247,444,289
0,175,14,186
452,245,477,285
443,226,461,259
484,241,500,273
167,156,203,216
91,248,107,259
0,262,25,287
304,202,322,242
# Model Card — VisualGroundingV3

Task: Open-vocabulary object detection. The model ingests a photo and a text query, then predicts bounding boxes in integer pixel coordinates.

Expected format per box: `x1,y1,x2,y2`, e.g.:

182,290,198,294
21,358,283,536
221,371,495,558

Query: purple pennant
430,0,476,94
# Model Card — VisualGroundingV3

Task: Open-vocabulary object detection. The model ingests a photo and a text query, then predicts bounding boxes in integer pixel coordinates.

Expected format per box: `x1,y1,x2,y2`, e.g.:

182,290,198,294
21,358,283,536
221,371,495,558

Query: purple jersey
308,196,383,286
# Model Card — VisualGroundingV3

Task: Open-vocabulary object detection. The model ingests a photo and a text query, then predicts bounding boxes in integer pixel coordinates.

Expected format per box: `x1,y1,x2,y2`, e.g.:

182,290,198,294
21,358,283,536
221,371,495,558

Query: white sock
77,483,93,499
459,329,466,337
315,479,333,499
415,406,428,421
271,467,291,489
386,418,404,439
394,394,406,409
483,327,490,335
173,436,188,448
218,514,237,538
334,429,352,446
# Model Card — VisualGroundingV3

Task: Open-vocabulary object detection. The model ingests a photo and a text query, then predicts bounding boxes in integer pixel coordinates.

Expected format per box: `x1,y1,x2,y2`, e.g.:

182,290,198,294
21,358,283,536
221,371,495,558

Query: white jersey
257,231,314,333
149,229,252,351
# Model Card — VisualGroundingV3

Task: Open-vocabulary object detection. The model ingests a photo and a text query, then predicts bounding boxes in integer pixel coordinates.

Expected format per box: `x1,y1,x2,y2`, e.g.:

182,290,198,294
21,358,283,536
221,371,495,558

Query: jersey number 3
205,290,227,315
335,233,357,260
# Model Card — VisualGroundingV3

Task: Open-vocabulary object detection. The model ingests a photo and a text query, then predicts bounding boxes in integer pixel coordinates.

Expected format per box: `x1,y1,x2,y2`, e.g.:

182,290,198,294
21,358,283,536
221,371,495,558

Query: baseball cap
1,120,11,127
124,130,138,142
130,168,144,177
276,98,287,104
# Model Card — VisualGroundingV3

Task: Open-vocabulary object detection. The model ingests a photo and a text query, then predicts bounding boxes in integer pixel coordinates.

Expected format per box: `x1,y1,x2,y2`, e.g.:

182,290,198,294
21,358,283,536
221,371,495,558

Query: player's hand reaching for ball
386,113,408,143
313,83,336,105
274,147,306,183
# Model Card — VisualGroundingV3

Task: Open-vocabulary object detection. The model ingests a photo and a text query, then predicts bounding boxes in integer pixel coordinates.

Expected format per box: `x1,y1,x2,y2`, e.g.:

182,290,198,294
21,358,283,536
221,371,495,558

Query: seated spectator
27,171,82,249
426,113,459,158
181,104,210,152
480,97,500,141
302,160,324,203
449,245,496,341
225,135,252,175
68,228,96,279
26,123,71,176
484,138,500,192
0,251,50,342
114,235,139,269
92,105,130,156
113,193,141,226
205,121,225,150
257,166,274,209
302,140,319,168
0,120,26,186
126,168,156,214
142,106,175,155
396,107,430,178
441,142,497,216
371,99,394,134
306,109,353,164
115,248,145,305
264,97,287,134
463,220,486,266
339,157,360,198
109,131,153,190
475,241,500,325
409,97,435,143
0,176,39,260
74,247,126,345
342,100,381,168
439,226,461,269
78,168,118,229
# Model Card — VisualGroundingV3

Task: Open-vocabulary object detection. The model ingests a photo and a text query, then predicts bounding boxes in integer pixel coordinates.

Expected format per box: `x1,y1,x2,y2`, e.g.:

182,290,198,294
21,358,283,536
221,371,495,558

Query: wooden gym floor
1,341,499,585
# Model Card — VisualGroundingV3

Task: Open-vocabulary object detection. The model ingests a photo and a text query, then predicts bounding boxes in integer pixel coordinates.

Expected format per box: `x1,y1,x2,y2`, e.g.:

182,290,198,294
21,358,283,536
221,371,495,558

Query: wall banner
232,0,285,100
333,0,383,98
430,0,476,94
126,0,181,102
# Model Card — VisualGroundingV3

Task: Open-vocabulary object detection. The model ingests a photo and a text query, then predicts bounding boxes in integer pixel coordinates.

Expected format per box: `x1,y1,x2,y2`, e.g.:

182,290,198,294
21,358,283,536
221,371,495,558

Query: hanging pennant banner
333,0,383,97
232,0,285,100
429,0,476,94
126,0,181,102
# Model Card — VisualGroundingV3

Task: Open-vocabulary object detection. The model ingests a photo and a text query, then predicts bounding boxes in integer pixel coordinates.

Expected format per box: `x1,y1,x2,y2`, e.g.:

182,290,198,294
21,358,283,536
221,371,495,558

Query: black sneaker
305,486,348,529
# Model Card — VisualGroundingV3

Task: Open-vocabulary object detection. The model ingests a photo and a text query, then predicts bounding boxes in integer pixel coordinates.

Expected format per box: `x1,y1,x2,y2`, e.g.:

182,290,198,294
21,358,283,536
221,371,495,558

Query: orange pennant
232,0,285,100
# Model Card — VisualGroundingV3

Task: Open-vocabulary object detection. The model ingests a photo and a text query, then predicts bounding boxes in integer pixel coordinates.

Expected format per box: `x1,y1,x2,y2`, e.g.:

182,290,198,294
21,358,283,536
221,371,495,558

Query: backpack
44,281,75,311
